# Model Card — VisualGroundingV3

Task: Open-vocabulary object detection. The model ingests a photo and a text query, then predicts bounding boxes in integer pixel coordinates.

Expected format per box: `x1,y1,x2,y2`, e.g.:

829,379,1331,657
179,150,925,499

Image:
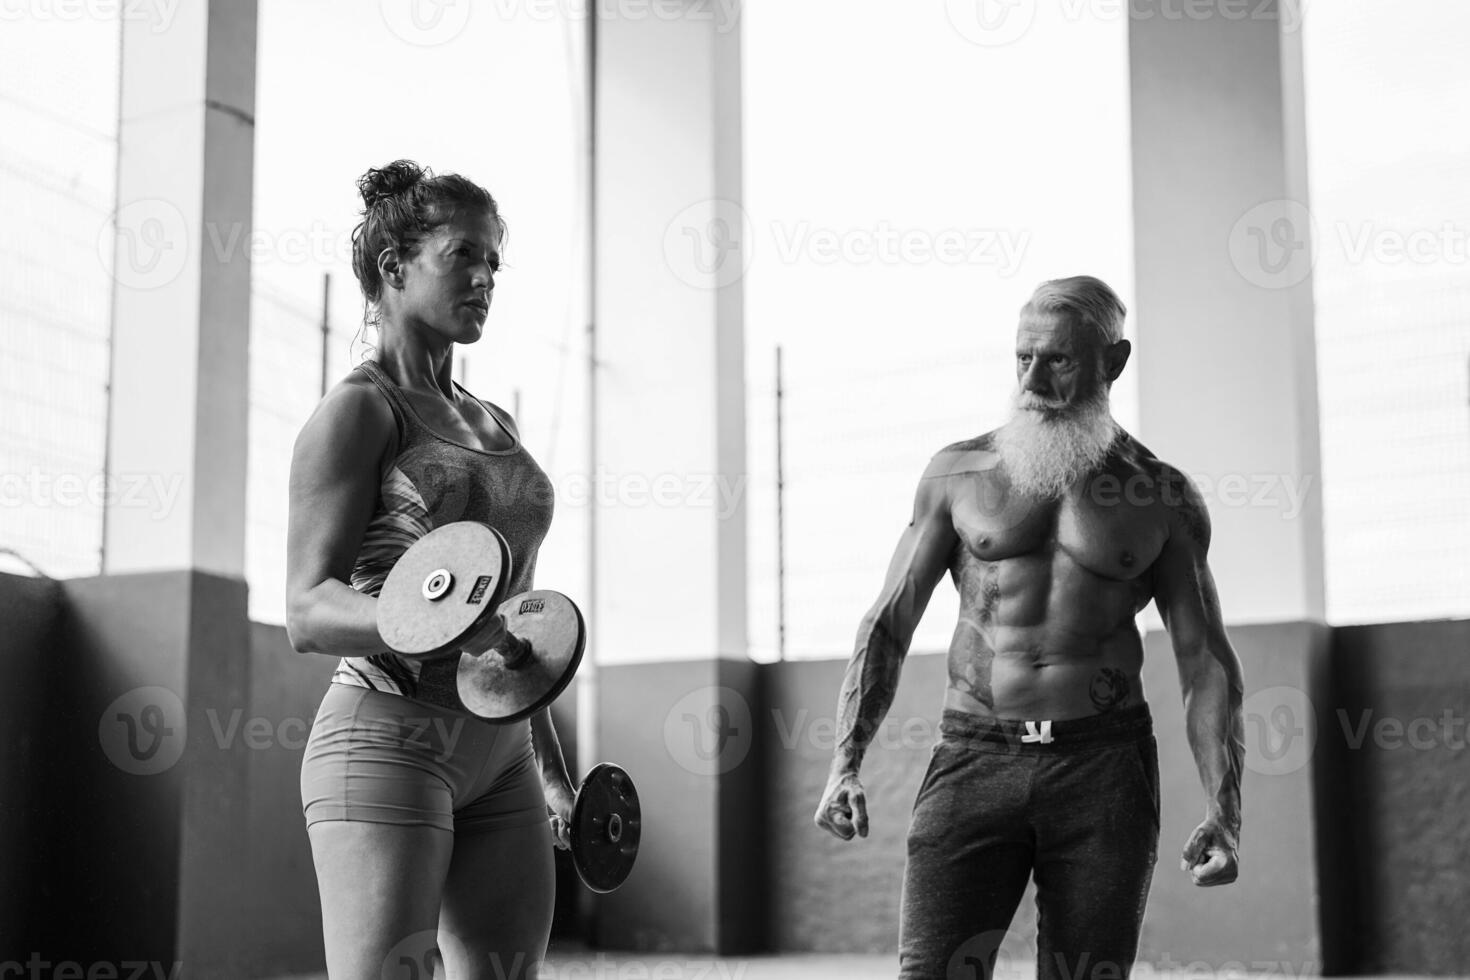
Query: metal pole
320,272,331,397
776,345,787,661
514,388,522,421
576,5,600,942
579,1,600,778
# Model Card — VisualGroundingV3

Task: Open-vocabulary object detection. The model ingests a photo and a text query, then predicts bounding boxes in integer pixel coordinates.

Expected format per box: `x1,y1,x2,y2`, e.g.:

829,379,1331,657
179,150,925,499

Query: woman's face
390,209,501,344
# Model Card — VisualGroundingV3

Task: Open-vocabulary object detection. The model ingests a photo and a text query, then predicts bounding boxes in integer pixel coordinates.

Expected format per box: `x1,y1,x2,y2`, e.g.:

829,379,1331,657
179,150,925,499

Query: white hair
1020,275,1127,347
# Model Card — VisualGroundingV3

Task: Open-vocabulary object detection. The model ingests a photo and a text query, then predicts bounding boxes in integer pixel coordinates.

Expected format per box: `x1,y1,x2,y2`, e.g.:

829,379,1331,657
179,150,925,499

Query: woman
287,159,574,979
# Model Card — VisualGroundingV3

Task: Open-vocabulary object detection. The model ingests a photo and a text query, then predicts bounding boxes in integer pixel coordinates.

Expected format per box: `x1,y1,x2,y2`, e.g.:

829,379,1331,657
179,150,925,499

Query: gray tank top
330,359,556,709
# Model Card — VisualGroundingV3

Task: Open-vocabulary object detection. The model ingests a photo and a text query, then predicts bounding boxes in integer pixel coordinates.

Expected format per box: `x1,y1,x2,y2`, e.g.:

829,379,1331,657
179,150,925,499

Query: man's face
1014,312,1107,415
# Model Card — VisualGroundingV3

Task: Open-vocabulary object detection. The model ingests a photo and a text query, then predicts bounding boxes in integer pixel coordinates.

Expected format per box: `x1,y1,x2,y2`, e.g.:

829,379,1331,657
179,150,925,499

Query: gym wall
3,568,1467,974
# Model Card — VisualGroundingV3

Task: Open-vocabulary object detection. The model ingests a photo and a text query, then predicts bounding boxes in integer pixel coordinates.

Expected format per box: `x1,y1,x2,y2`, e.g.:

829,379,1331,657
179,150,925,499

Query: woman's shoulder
299,367,400,458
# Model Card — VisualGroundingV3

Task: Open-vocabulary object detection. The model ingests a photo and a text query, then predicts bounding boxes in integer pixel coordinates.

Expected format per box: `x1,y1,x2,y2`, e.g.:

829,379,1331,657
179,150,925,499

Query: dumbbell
568,763,641,893
376,521,585,723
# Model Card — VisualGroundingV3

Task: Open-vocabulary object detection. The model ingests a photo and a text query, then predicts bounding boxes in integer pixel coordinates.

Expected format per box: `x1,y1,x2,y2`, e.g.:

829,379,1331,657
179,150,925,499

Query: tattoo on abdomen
957,654,996,710
978,566,1001,625
1089,667,1130,712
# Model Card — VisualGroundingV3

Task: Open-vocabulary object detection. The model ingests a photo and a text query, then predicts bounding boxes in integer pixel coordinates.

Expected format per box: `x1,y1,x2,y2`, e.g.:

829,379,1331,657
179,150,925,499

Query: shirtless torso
935,430,1186,721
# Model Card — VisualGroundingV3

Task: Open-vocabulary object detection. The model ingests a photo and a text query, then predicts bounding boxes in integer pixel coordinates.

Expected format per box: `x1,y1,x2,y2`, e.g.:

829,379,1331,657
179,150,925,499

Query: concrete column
82,2,257,971
592,1,747,665
103,0,256,579
1130,0,1328,967
591,1,755,953
1130,0,1324,625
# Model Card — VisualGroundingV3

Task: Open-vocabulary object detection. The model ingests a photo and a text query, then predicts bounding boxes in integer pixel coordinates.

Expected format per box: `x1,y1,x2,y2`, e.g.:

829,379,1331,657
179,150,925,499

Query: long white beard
992,388,1119,499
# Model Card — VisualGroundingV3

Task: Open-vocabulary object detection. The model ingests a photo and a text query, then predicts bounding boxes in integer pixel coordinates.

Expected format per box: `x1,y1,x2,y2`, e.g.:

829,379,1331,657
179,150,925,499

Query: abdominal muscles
946,551,1149,720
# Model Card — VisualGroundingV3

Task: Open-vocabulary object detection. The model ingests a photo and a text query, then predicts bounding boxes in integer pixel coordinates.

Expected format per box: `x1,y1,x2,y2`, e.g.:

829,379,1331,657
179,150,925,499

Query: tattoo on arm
834,619,906,773
1089,667,1131,712
1161,466,1210,550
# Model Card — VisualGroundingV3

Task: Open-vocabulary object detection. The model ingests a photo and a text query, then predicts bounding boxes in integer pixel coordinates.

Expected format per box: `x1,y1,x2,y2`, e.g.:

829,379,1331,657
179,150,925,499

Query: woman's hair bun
357,160,428,209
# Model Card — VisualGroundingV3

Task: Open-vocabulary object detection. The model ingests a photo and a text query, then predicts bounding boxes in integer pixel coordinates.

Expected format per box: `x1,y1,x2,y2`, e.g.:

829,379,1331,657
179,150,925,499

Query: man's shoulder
921,432,1003,481
1119,436,1201,497
1109,434,1211,545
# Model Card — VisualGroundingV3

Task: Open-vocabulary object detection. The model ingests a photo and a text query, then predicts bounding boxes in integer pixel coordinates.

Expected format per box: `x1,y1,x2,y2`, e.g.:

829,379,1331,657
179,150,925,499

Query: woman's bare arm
285,379,398,656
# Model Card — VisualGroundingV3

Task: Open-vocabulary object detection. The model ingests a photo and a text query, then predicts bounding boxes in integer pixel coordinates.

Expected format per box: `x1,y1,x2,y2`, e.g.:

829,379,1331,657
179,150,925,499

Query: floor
270,951,1453,980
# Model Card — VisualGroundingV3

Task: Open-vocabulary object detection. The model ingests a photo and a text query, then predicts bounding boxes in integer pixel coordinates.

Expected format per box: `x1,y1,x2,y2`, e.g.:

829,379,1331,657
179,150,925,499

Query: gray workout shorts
300,682,547,834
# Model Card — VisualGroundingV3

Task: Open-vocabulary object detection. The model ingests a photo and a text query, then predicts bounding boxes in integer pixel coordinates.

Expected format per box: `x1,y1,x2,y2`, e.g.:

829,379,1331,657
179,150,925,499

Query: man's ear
1104,339,1131,382
377,247,404,290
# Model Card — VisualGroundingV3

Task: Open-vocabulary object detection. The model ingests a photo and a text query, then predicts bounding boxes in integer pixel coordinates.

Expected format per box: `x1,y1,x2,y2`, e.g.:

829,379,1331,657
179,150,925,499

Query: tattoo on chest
1089,667,1130,712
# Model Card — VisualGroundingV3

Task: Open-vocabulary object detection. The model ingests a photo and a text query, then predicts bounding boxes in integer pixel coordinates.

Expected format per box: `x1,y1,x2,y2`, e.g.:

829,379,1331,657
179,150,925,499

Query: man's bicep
1152,523,1229,672
870,476,956,633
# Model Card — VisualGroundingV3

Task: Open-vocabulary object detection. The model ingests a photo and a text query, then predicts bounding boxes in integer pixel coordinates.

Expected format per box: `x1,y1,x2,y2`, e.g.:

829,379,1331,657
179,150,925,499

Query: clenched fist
814,771,870,841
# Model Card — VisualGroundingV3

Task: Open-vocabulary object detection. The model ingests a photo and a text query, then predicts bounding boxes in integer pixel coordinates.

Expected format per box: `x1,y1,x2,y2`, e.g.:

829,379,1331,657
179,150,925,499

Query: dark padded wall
1320,620,1470,975
0,572,65,954
3,563,1468,975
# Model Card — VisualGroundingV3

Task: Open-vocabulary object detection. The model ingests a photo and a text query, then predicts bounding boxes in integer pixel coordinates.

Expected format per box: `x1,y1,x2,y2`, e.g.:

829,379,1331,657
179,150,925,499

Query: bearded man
814,276,1245,980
